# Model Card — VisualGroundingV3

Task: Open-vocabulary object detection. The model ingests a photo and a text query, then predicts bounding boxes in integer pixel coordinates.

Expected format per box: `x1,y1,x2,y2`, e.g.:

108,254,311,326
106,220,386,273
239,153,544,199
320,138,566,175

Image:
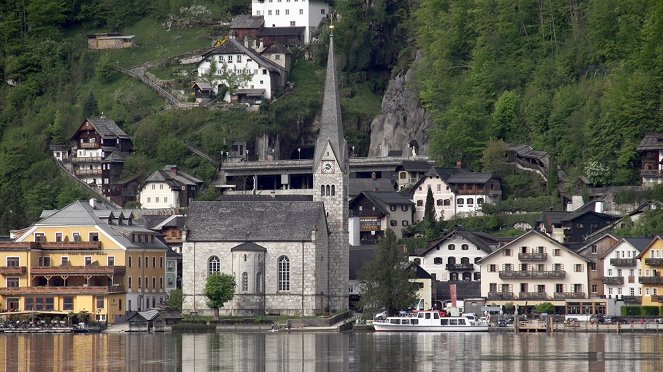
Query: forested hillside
414,0,663,184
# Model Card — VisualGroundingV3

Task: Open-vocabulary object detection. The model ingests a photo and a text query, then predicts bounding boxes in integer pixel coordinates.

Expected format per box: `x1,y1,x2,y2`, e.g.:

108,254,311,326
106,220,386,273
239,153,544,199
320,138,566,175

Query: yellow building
638,235,663,307
0,200,168,324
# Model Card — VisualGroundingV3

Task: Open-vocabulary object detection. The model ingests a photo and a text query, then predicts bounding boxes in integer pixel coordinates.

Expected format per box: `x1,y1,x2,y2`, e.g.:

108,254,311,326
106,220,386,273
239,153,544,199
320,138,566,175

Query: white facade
75,148,105,185
197,53,274,101
252,0,330,43
139,182,179,209
410,232,489,282
480,231,589,305
602,240,643,300
411,177,456,222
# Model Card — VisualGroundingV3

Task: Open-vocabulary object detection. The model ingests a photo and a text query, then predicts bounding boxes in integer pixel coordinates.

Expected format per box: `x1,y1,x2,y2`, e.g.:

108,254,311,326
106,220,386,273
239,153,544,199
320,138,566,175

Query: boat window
450,319,458,325
411,319,418,325
390,319,400,324
418,313,424,318
433,313,440,319
402,319,410,325
425,313,431,319
458,318,466,325
441,319,449,325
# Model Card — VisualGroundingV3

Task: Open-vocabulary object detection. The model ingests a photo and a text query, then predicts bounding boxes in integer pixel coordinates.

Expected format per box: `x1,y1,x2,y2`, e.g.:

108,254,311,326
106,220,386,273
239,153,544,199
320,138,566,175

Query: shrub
641,306,659,316
621,306,641,316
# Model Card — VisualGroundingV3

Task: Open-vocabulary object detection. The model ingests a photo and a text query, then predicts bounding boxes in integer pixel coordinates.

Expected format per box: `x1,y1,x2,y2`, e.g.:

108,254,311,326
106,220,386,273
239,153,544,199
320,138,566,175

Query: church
181,28,349,316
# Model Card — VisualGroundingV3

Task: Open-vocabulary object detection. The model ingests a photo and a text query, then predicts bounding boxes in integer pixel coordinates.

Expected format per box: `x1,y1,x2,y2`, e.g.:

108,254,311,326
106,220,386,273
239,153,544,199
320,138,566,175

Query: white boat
373,310,489,332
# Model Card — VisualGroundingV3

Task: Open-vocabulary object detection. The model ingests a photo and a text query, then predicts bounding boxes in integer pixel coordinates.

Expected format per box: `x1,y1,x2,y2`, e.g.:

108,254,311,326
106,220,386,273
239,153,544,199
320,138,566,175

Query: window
6,257,19,267
477,198,484,205
160,277,163,289
299,9,303,14
35,233,45,242
6,277,19,288
263,69,267,75
164,197,168,203
589,262,596,271
145,277,148,289
208,256,221,274
448,244,455,250
574,264,584,272
147,197,151,203
402,205,408,211
108,256,114,266
504,249,512,256
321,9,326,14
443,199,451,206
83,256,91,266
156,197,160,203
461,244,469,250
436,199,443,206
73,233,81,242
434,257,443,265
160,257,163,268
128,256,132,268
152,257,156,268
390,220,397,227
237,55,242,63
63,297,74,311
416,200,423,206
242,272,248,292
553,249,561,256
128,277,132,289
96,297,104,309
256,272,263,293
275,10,280,15
55,233,63,242
152,277,156,289
228,55,233,63
488,264,497,272
437,184,441,191
590,245,597,254
145,257,148,268
39,256,51,267
278,256,290,291
390,205,397,212
457,198,464,206
402,220,409,226
89,232,99,242
285,9,289,15
467,198,474,205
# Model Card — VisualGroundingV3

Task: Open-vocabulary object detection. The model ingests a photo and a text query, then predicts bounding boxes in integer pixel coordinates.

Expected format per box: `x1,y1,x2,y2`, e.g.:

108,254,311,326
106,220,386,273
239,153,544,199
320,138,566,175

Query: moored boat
373,310,489,332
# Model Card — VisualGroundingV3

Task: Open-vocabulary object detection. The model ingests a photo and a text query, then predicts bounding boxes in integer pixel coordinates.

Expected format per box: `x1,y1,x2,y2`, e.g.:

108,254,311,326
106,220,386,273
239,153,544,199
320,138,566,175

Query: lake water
0,331,661,371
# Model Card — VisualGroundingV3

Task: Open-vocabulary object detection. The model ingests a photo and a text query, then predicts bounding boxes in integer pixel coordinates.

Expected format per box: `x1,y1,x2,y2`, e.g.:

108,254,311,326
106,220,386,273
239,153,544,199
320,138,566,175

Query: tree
204,273,236,321
535,302,555,315
358,229,417,316
166,289,184,312
83,92,99,118
48,109,66,144
423,186,435,226
481,139,508,174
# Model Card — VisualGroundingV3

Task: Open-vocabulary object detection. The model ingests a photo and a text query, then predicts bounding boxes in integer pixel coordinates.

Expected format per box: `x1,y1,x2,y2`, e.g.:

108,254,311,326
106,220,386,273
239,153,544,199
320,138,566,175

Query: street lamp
297,148,301,160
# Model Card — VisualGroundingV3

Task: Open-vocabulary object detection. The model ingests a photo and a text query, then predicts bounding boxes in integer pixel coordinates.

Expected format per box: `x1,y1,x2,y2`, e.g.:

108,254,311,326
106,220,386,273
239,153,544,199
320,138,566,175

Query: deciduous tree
204,273,236,321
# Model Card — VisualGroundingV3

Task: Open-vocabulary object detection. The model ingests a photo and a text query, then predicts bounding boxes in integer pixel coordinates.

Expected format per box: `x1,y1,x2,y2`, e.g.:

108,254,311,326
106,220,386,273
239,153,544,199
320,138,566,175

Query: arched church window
208,256,220,274
278,256,290,291
321,185,326,196
331,185,335,196
241,272,248,292
326,185,331,196
256,272,263,293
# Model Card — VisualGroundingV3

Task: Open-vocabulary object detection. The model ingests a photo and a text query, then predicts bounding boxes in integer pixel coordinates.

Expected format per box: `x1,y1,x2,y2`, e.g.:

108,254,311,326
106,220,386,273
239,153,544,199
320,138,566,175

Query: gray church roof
314,30,347,169
231,242,267,252
186,201,326,242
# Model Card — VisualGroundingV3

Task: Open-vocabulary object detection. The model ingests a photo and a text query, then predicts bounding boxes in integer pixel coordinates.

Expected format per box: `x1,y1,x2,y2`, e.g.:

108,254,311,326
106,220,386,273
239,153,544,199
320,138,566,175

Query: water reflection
0,332,661,371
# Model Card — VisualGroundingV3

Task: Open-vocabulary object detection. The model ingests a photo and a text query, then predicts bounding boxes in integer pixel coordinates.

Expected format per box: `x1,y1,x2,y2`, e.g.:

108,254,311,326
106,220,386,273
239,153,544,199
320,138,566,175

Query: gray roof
353,191,413,215
348,178,395,198
143,165,204,188
261,43,291,55
417,230,495,256
202,39,283,73
86,117,130,140
399,160,433,172
186,201,326,242
622,237,654,252
258,26,305,37
314,32,347,170
230,242,267,252
230,15,264,29
637,133,663,151
447,172,495,184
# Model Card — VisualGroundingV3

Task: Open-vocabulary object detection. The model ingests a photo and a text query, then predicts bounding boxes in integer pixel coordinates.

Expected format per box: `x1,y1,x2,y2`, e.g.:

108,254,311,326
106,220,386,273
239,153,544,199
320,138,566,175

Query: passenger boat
373,310,489,332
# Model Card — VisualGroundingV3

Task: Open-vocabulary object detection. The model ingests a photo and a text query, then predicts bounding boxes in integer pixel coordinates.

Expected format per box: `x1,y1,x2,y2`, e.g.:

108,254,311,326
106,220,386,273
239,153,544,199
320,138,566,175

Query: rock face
368,63,433,157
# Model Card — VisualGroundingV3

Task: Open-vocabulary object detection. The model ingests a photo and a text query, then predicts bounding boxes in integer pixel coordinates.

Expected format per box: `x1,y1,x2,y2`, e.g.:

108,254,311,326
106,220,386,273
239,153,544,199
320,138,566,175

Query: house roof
636,133,663,151
230,242,267,252
399,160,433,173
151,215,185,231
143,165,203,189
192,81,212,90
202,39,283,73
576,233,618,256
446,172,495,184
230,15,264,29
600,236,653,260
637,235,663,258
416,230,495,257
351,191,413,215
234,88,265,97
185,201,326,242
348,178,395,198
261,43,291,55
480,230,590,263
258,26,306,37
84,117,130,140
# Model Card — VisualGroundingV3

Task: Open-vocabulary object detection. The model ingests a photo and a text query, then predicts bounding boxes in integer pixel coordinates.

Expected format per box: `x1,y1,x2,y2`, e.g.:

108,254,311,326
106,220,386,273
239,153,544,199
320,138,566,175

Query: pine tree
83,92,99,118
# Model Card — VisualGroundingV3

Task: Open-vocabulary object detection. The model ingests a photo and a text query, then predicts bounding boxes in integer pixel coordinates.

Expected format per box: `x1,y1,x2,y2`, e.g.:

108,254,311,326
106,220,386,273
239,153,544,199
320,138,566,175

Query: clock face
322,161,335,174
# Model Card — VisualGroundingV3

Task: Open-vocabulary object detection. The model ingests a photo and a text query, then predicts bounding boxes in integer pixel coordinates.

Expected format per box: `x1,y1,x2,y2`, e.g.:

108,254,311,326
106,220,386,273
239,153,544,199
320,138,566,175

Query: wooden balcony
71,156,103,163
39,241,102,250
31,265,125,276
639,276,663,284
0,285,125,295
651,295,662,303
518,252,548,262
622,296,641,304
644,258,663,267
499,270,566,280
610,258,637,267
0,266,27,275
487,292,514,300
553,292,585,299
519,292,547,300
603,276,624,285
74,169,103,176
446,263,474,271
79,142,100,149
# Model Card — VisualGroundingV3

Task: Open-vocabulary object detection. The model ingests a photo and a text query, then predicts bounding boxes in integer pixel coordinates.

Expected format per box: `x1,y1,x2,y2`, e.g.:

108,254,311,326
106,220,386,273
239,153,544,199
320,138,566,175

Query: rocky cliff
368,61,433,157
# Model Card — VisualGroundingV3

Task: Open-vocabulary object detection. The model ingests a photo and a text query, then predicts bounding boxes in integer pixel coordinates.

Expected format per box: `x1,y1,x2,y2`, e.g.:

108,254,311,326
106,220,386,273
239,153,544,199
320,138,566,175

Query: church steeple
314,24,347,169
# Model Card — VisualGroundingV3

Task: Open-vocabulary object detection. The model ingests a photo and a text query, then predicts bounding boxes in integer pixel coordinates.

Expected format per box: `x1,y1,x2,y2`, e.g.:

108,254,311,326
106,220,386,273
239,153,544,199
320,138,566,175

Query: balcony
610,258,637,267
71,156,103,163
446,263,475,271
499,270,566,280
644,258,663,267
39,241,101,250
79,142,100,149
554,292,585,300
651,295,662,303
0,285,125,295
622,296,642,304
518,252,548,262
74,169,102,176
519,292,547,300
639,276,663,284
31,265,125,276
0,266,26,275
487,292,514,300
603,276,624,285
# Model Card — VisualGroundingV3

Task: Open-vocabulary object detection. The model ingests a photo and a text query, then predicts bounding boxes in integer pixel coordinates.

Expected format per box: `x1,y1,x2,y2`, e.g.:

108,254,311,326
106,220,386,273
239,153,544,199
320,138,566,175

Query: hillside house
138,165,204,209
251,0,330,43
348,191,413,244
637,133,663,186
87,33,136,50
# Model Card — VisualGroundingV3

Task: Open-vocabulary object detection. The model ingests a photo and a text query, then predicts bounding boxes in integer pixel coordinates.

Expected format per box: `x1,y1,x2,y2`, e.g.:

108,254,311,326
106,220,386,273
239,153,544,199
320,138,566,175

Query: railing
71,156,103,163
610,258,637,267
0,266,26,275
639,276,663,284
603,276,624,285
644,258,663,267
79,142,100,149
41,241,102,250
487,292,514,300
622,296,641,304
31,265,125,276
499,270,566,279
519,292,547,300
446,263,474,271
0,285,125,295
553,292,585,299
651,295,662,303
518,252,548,261
74,169,103,176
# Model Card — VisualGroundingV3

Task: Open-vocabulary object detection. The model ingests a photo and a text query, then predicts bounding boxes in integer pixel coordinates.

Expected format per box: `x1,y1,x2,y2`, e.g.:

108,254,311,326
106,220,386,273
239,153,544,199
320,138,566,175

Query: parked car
655,318,663,324
589,315,605,324
497,319,508,327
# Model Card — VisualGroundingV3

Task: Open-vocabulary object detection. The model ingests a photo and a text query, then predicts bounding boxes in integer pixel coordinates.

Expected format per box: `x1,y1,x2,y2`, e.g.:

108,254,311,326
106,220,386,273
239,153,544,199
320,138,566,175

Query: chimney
169,165,178,175
594,201,604,214
89,198,97,209
371,172,377,180
456,160,463,169
244,36,249,48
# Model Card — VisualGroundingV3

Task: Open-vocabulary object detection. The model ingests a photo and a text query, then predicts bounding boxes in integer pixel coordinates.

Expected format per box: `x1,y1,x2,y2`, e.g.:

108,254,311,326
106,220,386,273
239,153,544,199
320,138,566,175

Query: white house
252,0,330,43
410,230,498,282
197,38,286,102
139,165,203,209
407,166,502,222
601,237,652,303
480,230,590,311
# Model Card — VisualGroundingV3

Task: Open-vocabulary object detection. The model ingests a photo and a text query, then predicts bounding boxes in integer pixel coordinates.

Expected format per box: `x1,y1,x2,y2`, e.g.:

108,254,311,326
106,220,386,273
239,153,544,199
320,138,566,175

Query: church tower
313,24,349,312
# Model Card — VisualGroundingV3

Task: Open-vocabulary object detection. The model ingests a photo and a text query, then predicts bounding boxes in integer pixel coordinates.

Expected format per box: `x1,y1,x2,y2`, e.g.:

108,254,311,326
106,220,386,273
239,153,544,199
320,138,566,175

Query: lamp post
297,148,301,160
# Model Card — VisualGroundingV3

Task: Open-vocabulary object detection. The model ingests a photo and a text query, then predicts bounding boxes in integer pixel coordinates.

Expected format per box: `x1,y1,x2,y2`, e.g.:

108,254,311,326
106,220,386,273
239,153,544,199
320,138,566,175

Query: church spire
314,23,347,169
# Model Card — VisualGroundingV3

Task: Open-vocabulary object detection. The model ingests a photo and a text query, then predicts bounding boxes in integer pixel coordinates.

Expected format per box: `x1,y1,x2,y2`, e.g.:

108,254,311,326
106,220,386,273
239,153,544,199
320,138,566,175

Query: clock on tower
321,161,335,174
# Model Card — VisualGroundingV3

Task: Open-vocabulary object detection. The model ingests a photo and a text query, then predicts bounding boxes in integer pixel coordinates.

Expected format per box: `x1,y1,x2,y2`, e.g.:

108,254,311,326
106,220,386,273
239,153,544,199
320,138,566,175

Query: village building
575,233,619,299
636,132,663,186
251,0,330,43
638,235,663,307
230,15,305,47
182,30,348,316
138,165,204,209
601,237,651,308
395,160,433,191
87,33,136,50
0,199,168,323
348,191,413,244
536,204,620,245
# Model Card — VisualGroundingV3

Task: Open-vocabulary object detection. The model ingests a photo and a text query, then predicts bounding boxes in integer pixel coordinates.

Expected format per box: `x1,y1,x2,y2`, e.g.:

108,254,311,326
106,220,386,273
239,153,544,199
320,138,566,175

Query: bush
641,306,660,316
621,306,641,316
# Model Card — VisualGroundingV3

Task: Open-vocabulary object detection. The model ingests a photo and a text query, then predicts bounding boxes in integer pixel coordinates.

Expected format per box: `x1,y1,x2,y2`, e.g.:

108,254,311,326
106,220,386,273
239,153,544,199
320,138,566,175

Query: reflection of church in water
182,28,349,316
